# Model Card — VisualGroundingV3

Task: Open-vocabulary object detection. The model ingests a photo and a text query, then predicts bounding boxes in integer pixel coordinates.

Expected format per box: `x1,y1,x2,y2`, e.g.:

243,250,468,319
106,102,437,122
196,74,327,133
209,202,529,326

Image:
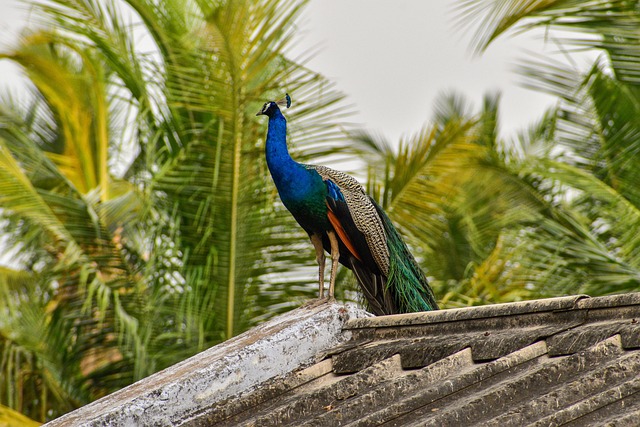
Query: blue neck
265,108,295,173
265,109,309,194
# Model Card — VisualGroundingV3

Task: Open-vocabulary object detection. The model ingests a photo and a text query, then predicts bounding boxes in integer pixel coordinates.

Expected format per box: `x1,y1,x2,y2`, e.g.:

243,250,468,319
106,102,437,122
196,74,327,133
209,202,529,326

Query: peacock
257,94,438,315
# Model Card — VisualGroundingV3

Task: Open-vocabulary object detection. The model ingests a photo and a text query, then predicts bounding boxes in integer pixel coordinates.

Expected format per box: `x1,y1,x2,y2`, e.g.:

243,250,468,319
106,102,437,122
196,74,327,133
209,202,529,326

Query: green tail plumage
373,200,439,312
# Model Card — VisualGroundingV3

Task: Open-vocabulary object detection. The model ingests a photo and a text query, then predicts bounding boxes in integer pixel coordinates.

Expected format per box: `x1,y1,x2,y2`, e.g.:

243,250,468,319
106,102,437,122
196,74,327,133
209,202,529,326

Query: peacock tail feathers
372,199,439,312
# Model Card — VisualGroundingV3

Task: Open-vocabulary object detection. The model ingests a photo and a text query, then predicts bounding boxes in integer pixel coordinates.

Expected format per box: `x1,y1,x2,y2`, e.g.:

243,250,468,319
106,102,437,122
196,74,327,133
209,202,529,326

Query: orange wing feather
327,205,363,262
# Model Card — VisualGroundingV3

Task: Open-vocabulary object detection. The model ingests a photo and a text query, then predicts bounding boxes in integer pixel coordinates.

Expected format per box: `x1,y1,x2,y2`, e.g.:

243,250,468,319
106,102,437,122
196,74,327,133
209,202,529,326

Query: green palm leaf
457,0,640,299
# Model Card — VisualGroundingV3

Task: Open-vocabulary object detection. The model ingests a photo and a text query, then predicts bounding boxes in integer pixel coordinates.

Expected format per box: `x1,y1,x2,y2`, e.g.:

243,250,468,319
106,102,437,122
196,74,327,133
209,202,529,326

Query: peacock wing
307,165,397,314
310,165,390,273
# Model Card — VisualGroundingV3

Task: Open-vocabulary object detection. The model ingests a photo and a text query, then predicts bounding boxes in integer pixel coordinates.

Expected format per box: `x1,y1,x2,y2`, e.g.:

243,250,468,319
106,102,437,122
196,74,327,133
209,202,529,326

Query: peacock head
256,93,291,117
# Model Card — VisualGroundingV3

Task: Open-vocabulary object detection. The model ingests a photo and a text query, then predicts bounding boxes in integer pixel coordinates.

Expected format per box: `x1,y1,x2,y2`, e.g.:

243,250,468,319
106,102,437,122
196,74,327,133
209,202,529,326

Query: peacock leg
327,230,340,299
310,233,326,298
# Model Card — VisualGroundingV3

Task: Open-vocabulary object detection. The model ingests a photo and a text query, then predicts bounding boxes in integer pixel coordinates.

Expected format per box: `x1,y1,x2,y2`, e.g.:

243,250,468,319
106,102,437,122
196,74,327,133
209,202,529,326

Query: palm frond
0,404,42,427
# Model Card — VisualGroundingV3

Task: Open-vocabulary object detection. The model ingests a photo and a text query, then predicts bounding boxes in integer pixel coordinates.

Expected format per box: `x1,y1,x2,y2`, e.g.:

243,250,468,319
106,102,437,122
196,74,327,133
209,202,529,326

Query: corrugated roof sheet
193,293,640,426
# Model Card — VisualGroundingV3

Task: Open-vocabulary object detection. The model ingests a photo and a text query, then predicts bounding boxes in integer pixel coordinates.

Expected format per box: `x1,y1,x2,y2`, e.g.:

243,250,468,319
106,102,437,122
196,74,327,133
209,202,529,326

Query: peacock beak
256,103,269,116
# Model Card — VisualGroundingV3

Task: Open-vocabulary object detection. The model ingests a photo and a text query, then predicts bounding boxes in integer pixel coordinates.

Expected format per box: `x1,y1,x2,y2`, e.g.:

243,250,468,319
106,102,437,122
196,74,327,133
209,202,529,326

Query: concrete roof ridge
44,302,370,427
576,292,640,309
345,292,640,331
345,294,595,329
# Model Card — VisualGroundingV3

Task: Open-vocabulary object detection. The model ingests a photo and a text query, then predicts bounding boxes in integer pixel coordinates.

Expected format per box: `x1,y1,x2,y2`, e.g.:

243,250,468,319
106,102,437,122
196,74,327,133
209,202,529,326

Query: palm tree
0,0,350,421
455,0,640,296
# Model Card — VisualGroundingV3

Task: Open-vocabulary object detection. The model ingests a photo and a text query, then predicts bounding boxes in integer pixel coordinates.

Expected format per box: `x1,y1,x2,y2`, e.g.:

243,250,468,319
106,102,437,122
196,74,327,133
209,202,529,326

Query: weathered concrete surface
199,292,640,426
44,293,640,426
44,302,369,427
344,294,592,330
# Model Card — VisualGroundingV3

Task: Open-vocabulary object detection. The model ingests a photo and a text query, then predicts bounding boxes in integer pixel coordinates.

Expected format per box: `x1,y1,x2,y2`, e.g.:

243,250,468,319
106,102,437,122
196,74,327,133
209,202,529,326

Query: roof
45,293,640,426
44,303,370,427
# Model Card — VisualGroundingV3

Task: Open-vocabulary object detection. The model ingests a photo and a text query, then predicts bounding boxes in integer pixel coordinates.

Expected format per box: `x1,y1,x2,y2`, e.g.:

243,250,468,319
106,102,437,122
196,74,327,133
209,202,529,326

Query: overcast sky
0,0,592,142
289,1,566,141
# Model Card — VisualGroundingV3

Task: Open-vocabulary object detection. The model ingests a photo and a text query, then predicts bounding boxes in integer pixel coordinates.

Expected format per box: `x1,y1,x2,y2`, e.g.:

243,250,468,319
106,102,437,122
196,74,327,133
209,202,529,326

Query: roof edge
45,302,369,427
345,294,593,329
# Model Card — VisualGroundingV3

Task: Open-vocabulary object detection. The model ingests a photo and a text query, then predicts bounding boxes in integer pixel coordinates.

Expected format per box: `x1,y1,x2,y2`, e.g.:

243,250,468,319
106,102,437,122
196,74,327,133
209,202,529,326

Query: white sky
290,1,565,141
0,0,593,141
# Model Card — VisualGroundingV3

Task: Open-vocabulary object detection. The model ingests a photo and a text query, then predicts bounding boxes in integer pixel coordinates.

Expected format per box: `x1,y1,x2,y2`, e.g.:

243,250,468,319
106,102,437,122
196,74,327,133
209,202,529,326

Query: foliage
0,404,41,427
455,0,640,296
